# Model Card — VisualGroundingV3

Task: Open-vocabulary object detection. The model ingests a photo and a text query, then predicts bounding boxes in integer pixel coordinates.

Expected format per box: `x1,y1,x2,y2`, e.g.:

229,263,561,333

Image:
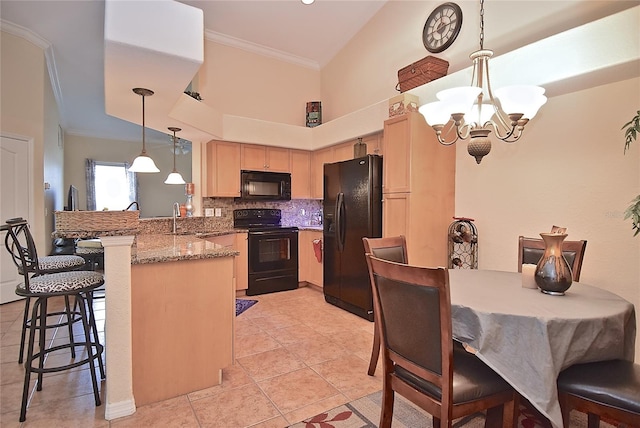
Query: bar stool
75,238,104,271
2,219,105,422
4,218,88,364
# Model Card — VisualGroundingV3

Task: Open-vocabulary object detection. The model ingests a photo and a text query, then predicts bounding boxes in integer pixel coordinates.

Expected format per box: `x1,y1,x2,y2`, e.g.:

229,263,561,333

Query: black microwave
240,170,292,201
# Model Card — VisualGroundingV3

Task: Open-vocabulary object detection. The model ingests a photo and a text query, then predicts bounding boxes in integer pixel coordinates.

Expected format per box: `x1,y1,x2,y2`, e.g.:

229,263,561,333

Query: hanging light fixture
129,88,160,173
419,0,547,164
164,127,186,185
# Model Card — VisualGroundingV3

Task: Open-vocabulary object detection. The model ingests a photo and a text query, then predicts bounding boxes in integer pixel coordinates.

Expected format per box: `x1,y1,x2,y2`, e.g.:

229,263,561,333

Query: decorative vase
534,233,573,295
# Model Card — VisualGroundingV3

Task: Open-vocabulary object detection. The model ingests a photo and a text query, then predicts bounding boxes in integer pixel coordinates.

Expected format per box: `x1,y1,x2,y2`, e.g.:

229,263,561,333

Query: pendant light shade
164,127,186,184
129,88,159,173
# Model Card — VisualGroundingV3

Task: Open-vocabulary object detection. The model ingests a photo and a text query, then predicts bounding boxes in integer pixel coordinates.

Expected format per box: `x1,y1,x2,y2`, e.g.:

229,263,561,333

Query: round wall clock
423,2,463,53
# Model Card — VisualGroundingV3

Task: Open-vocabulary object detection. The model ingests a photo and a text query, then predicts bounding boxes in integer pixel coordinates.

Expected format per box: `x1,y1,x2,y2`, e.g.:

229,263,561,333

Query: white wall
198,40,321,128
0,31,48,251
453,77,640,358
64,134,192,218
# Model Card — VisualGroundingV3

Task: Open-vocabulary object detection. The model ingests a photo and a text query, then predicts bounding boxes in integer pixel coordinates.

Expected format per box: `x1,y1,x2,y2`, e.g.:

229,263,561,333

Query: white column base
105,398,136,420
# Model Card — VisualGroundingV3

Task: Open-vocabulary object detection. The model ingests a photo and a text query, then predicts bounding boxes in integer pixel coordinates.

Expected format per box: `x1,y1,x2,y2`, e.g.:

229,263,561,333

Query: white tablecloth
448,269,636,428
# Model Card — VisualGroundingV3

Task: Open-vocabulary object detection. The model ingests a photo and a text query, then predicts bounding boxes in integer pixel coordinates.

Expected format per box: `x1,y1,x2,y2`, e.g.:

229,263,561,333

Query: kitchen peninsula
131,233,238,406
53,223,239,418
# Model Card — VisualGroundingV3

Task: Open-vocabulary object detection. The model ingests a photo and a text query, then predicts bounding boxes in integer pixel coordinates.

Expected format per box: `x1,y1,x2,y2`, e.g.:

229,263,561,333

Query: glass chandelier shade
418,1,547,164
165,127,186,185
129,88,160,173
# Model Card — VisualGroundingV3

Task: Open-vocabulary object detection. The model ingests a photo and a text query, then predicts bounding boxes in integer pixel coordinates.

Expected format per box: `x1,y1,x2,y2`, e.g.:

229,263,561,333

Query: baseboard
105,398,136,420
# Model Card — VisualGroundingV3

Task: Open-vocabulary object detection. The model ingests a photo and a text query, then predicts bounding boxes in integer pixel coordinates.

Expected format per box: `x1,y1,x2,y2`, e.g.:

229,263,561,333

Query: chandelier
419,0,547,164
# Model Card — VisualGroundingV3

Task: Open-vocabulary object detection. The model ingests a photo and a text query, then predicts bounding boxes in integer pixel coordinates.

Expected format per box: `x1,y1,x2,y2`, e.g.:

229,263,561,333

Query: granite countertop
132,233,239,265
298,226,323,231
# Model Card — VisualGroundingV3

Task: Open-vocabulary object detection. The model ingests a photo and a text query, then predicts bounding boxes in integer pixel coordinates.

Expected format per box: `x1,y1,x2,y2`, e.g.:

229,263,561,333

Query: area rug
235,298,257,316
287,390,614,428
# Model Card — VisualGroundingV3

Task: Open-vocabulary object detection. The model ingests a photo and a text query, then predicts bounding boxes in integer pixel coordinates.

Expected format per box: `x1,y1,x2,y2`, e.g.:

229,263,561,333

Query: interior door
1,134,32,304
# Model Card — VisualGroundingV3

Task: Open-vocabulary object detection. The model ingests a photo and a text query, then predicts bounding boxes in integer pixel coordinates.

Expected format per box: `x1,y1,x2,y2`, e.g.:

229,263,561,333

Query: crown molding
1,19,66,127
204,29,320,71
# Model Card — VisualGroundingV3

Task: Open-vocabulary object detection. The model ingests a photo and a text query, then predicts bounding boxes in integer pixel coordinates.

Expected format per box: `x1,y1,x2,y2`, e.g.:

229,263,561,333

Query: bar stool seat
75,239,104,270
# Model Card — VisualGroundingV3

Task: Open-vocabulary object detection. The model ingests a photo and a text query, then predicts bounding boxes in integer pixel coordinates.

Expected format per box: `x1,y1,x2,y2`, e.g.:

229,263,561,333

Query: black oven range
234,209,299,296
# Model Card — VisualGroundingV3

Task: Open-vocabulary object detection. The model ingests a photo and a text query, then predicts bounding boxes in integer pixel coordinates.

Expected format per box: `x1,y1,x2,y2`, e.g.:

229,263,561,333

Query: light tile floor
0,286,381,427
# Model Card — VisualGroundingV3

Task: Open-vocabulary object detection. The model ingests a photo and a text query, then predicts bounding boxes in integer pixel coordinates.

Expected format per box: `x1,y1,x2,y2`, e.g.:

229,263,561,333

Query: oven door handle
336,192,345,252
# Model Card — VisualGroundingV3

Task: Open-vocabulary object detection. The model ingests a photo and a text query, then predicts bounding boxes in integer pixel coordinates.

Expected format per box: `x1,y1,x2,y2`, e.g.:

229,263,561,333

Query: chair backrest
3,218,42,280
362,235,408,264
365,255,454,405
518,235,587,281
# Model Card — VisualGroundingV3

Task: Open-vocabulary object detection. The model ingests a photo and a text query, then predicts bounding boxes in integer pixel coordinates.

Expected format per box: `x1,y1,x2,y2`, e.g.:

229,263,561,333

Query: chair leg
36,298,47,391
18,297,31,364
76,293,102,406
63,295,77,358
587,413,600,428
368,327,380,376
485,405,504,428
20,297,42,422
84,292,105,379
379,386,395,428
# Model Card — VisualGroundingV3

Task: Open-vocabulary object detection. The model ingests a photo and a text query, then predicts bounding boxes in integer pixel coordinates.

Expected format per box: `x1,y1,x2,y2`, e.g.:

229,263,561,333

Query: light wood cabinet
241,144,290,172
310,132,384,199
131,257,234,406
382,193,410,241
206,140,241,197
332,141,355,163
299,230,323,287
290,149,311,199
235,233,248,291
311,147,334,199
382,112,455,267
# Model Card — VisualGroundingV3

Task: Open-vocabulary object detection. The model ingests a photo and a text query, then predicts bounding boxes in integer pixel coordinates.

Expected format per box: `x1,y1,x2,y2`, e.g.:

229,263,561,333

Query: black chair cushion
558,360,640,414
523,247,576,268
395,346,512,404
371,246,406,263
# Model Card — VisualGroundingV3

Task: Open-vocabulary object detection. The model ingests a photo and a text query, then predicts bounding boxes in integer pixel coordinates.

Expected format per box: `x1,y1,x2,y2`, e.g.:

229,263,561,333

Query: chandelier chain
479,0,485,50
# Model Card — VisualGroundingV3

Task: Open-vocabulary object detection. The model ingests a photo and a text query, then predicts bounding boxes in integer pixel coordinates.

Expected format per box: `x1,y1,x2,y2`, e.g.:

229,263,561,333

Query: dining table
448,269,636,428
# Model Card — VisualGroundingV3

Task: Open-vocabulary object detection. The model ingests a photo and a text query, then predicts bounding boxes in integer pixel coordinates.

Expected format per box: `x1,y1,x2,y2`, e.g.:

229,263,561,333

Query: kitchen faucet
172,202,180,234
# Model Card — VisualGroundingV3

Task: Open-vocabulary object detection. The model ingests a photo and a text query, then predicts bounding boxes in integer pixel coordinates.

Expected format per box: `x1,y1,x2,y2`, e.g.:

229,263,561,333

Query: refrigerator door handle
336,192,345,252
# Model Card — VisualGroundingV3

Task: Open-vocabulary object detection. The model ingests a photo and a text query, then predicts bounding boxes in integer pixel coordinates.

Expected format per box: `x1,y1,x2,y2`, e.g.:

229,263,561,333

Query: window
86,159,137,211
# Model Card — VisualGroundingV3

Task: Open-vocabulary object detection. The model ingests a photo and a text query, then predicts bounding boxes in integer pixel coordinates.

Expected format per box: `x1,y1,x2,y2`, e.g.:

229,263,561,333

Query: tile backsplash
201,198,322,228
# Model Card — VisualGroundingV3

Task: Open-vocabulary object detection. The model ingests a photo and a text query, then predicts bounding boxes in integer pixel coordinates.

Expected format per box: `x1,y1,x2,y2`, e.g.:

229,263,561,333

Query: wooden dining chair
517,236,587,281
557,359,640,428
365,255,516,428
362,235,408,376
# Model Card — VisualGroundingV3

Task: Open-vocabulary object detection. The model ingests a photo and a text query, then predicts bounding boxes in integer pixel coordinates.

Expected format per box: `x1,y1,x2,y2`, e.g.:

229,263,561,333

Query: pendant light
164,127,186,184
129,88,160,173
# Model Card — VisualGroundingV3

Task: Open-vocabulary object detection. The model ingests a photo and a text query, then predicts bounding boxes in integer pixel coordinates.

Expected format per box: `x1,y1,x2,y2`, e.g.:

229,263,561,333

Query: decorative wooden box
396,56,449,93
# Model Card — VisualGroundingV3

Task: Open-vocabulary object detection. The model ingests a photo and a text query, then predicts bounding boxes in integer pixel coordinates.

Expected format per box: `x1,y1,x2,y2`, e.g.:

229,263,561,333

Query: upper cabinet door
241,145,290,172
206,140,241,197
311,147,334,199
290,149,311,199
382,115,411,193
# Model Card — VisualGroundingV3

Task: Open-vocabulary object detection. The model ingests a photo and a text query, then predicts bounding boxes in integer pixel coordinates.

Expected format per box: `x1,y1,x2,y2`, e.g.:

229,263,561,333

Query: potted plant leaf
622,110,640,236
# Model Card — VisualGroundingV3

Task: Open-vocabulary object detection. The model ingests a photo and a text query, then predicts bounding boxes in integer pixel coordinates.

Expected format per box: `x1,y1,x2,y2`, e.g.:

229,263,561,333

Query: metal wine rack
448,218,478,269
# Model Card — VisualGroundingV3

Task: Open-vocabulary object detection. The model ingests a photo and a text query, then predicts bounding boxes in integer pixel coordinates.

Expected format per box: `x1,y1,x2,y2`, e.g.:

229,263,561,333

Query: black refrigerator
323,155,382,321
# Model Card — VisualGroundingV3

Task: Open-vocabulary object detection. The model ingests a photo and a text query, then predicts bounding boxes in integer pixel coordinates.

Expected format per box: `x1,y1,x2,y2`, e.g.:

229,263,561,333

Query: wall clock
423,2,463,53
